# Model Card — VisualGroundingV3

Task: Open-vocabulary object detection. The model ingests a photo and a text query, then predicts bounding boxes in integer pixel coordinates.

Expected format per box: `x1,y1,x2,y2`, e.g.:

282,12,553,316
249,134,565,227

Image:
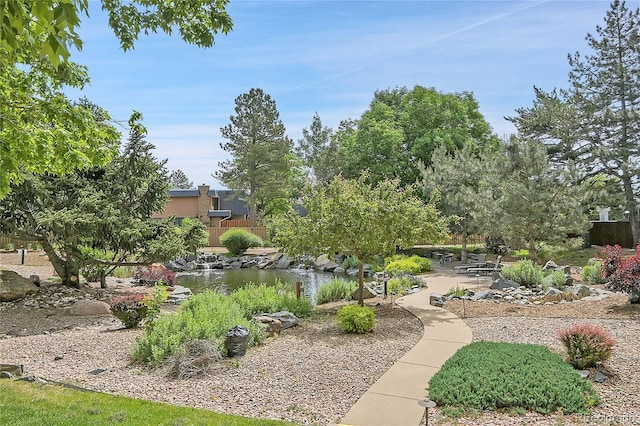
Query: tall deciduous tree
481,137,589,262
271,175,449,305
511,0,640,244
0,113,207,287
0,0,233,197
340,85,499,187
169,170,194,189
216,88,294,226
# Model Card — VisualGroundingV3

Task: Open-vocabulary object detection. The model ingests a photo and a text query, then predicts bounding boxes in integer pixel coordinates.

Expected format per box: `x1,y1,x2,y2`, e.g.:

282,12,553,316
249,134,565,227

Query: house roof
216,190,249,216
168,189,199,197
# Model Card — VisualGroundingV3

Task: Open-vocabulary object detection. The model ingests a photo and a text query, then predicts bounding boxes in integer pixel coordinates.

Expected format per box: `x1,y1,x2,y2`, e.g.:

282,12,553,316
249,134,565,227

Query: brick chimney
197,184,210,225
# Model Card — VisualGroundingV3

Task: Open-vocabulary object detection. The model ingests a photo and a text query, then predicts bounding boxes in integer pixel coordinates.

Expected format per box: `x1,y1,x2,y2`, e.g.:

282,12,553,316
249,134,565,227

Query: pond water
177,268,352,302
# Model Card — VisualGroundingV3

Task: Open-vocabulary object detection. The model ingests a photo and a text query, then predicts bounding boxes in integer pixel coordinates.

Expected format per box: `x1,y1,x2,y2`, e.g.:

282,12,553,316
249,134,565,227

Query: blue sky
68,0,628,187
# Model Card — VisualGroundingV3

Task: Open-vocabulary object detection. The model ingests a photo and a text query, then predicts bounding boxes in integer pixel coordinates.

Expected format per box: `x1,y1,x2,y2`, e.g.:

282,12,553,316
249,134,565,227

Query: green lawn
0,380,293,426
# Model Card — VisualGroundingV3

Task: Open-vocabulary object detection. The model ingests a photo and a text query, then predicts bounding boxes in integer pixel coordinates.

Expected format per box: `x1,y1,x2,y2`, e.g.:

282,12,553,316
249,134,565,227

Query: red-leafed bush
606,246,640,298
596,244,624,280
109,293,148,328
557,324,616,369
134,264,177,286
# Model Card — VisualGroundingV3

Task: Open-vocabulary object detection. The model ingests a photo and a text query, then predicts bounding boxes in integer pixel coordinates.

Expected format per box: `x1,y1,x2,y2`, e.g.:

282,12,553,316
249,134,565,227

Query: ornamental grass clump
315,278,357,304
557,324,616,369
428,341,599,415
501,260,544,288
336,304,376,334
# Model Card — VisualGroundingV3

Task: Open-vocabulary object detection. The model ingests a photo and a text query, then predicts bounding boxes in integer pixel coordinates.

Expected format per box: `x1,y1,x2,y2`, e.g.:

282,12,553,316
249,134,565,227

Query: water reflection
177,268,350,302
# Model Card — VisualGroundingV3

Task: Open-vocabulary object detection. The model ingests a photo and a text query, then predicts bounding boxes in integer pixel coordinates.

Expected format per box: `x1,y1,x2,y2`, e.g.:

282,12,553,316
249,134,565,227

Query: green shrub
511,248,529,258
316,278,357,304
230,281,313,318
544,270,567,289
3,243,14,251
336,304,376,334
501,260,544,288
557,324,616,369
582,261,606,285
385,255,431,276
428,341,600,415
130,290,265,365
342,255,360,269
445,285,466,298
109,294,148,328
219,229,263,256
387,276,417,295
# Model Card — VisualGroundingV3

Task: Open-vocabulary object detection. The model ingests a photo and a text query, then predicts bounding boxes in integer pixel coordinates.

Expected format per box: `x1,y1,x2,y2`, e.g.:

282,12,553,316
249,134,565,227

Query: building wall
151,197,198,220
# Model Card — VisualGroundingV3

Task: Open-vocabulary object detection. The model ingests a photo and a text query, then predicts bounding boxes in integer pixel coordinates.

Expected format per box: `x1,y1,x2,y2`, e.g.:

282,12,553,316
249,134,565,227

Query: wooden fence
206,227,268,247
0,236,36,250
589,221,634,248
220,219,250,228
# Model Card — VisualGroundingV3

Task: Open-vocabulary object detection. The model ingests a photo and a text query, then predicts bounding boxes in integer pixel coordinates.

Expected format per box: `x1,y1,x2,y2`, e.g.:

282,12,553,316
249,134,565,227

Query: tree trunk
460,216,468,263
100,269,107,289
528,239,538,264
40,239,80,288
358,260,365,306
622,176,639,247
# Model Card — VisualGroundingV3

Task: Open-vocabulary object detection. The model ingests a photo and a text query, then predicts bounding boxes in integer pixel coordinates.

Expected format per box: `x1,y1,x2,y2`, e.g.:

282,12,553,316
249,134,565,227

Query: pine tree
216,88,294,226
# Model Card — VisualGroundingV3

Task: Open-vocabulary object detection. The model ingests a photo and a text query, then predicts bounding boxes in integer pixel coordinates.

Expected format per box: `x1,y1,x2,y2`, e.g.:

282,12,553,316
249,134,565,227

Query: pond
177,268,354,302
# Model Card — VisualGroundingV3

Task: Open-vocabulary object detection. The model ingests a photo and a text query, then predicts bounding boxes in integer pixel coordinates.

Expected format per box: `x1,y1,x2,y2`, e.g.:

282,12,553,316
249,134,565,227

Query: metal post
418,399,436,426
383,280,388,298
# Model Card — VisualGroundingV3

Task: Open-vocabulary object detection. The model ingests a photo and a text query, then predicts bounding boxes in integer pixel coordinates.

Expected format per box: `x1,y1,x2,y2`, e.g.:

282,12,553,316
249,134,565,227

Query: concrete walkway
339,265,480,426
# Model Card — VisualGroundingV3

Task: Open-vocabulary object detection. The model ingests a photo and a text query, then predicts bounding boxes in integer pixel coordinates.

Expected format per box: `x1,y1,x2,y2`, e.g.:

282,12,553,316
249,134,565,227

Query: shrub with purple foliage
134,265,177,286
557,323,615,369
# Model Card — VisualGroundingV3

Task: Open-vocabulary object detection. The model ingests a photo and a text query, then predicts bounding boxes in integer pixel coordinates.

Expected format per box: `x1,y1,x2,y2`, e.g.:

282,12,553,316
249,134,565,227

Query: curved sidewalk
339,266,476,426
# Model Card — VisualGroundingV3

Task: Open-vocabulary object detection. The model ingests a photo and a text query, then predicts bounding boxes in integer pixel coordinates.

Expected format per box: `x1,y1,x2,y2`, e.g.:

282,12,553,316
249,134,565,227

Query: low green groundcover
0,380,291,426
428,341,600,415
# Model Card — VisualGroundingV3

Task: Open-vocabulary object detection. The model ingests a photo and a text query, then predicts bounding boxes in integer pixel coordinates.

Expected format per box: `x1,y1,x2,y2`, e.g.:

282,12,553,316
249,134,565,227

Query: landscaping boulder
0,270,39,302
351,284,377,301
572,284,593,299
490,277,519,291
322,261,340,272
545,287,564,297
166,285,193,304
314,254,330,268
471,290,497,301
430,293,446,307
253,315,283,337
68,300,111,316
266,311,299,330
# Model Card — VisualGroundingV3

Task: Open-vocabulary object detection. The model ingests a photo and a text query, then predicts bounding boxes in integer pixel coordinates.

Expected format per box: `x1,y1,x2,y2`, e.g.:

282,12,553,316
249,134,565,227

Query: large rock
471,290,497,301
572,284,593,298
322,261,340,272
68,300,111,316
430,293,446,307
314,254,330,268
266,311,299,330
166,285,193,304
253,315,283,337
275,254,292,269
490,277,519,291
0,270,39,302
351,284,377,300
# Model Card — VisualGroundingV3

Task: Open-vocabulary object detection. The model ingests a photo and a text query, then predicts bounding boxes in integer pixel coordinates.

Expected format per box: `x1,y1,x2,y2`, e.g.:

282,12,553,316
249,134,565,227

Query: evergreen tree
169,170,194,189
512,0,640,244
216,88,294,226
296,113,335,184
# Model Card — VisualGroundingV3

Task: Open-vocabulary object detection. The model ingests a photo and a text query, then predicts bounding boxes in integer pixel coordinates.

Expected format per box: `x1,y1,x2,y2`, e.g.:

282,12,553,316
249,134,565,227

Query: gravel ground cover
0,251,423,425
2,252,640,425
